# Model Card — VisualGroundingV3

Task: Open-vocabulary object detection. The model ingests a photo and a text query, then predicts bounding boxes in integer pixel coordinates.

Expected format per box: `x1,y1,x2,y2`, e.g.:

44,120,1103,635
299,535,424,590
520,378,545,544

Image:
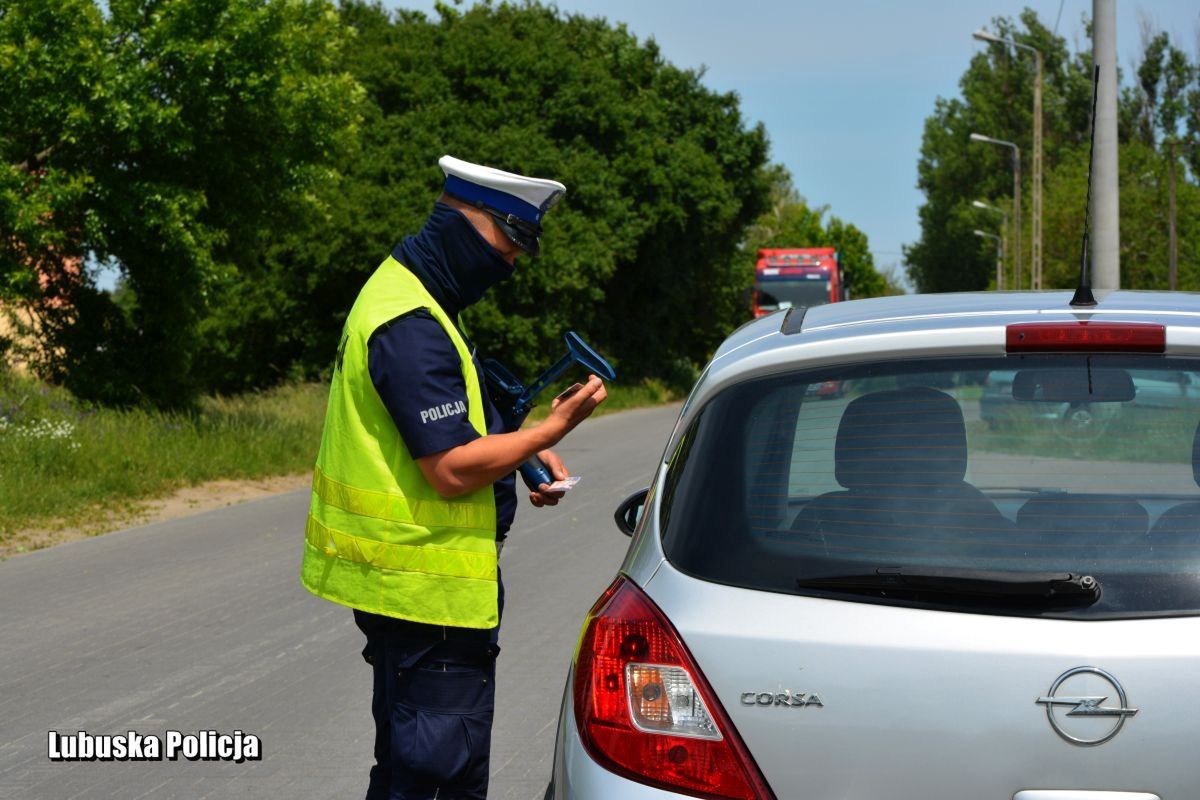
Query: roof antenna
1070,64,1101,308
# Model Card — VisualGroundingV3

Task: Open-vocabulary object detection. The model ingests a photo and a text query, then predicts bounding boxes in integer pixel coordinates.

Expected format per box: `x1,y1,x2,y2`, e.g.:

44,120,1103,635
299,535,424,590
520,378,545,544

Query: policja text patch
420,400,467,424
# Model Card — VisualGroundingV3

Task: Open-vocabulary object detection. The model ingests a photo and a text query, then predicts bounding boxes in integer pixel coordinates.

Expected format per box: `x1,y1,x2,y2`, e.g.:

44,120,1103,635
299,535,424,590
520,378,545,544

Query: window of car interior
659,355,1200,618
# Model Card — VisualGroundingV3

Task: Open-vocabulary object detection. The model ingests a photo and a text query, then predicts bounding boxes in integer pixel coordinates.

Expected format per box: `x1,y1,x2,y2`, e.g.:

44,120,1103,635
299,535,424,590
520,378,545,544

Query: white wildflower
4,418,78,447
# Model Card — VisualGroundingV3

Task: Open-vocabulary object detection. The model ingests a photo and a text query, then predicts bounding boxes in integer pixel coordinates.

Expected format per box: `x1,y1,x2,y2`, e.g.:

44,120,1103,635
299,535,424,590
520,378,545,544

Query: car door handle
1015,793,1160,800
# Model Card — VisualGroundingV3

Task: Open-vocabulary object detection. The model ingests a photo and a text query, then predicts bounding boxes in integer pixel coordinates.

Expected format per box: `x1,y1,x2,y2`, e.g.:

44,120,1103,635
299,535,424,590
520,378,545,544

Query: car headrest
1017,495,1148,537
835,387,968,489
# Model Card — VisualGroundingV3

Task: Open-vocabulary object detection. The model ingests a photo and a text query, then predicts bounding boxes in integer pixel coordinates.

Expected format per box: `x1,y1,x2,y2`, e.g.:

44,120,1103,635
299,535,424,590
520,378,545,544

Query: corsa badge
740,690,823,708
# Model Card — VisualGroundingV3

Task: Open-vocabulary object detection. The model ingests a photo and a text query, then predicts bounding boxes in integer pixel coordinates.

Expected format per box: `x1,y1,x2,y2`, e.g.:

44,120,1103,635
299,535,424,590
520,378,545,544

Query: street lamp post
973,229,1004,291
974,29,1043,290
973,200,1008,289
970,133,1021,289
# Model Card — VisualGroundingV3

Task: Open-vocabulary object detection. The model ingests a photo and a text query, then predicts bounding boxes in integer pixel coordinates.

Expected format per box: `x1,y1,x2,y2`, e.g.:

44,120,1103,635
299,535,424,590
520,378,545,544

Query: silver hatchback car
550,291,1200,800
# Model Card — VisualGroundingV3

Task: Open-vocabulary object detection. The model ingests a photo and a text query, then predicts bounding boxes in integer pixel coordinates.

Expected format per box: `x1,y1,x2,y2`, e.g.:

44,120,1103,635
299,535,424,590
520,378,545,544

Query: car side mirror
614,488,649,537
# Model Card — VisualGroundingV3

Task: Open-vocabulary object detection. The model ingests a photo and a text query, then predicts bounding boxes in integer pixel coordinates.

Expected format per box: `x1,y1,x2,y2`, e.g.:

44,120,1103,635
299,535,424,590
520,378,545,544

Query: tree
0,1,104,303
1129,28,1195,289
0,0,362,406
201,0,773,387
905,9,1093,293
906,8,1200,297
1041,140,1200,291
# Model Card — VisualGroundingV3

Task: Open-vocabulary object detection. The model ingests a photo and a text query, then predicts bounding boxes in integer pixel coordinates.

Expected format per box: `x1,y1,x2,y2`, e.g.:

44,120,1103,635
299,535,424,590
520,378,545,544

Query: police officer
301,156,605,799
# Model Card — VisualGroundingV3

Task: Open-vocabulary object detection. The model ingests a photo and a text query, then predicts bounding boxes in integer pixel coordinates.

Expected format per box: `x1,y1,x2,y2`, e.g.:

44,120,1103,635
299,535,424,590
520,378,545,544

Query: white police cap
439,155,566,256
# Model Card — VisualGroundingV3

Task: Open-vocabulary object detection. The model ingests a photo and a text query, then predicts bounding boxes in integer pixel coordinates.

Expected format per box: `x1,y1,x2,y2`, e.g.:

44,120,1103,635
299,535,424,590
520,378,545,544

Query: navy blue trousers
355,583,502,800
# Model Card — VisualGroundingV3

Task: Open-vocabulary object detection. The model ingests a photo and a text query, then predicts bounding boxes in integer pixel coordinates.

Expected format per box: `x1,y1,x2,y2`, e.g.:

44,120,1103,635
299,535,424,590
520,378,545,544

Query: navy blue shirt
367,310,518,539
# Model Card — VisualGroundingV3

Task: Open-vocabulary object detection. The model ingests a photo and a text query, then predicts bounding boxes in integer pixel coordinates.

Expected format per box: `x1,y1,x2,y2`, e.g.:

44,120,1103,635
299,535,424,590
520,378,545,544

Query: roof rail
781,306,807,335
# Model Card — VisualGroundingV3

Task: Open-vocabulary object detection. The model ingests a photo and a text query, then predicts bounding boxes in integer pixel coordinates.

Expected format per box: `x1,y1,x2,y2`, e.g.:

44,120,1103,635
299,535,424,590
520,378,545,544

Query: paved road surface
0,404,682,800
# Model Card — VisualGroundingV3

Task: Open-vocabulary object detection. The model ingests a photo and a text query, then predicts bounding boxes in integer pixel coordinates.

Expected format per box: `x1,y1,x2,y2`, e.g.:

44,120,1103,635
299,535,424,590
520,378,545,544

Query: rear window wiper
795,568,1101,606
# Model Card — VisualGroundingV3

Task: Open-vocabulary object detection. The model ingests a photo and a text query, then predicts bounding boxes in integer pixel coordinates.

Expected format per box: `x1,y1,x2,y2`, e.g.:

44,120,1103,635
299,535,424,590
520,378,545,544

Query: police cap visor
486,209,543,257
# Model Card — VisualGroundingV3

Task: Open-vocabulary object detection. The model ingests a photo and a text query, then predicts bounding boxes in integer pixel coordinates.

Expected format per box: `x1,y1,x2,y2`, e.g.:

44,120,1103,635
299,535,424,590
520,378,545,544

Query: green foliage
0,0,104,299
5,0,875,404
906,8,1200,294
742,170,887,299
1041,141,1200,290
0,370,327,539
906,9,1089,292
0,0,362,407
198,0,772,385
1131,31,1193,146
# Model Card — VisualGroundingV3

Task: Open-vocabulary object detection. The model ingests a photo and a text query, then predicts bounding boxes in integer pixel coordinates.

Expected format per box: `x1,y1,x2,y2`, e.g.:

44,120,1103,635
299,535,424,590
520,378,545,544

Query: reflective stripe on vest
300,257,499,629
311,464,494,532
305,516,497,581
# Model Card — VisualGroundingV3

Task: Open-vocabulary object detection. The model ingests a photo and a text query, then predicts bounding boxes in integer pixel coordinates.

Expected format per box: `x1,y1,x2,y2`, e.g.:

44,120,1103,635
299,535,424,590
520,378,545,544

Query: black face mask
395,203,515,319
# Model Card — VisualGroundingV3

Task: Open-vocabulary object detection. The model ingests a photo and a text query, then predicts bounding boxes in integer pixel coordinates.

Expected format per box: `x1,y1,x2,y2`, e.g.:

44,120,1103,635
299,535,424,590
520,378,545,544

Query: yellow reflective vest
300,256,499,628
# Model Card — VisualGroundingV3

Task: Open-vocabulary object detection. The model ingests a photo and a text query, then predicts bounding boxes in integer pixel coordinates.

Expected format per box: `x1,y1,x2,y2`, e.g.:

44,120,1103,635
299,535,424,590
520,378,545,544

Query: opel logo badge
1036,666,1138,746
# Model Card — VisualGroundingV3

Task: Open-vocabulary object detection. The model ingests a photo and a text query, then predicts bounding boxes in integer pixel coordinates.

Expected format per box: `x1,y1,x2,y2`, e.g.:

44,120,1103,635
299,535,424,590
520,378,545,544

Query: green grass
0,372,680,540
967,404,1198,466
0,374,328,539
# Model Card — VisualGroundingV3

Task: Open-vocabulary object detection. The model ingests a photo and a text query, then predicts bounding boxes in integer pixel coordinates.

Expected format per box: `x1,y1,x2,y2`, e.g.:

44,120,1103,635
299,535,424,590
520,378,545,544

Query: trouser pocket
390,659,496,794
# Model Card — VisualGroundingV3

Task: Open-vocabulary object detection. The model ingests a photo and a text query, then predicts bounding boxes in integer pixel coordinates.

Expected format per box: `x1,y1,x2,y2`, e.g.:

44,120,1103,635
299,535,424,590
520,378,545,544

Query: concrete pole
998,233,1006,291
1032,50,1043,290
1013,147,1022,290
1168,139,1178,290
1001,213,1008,290
1092,0,1120,289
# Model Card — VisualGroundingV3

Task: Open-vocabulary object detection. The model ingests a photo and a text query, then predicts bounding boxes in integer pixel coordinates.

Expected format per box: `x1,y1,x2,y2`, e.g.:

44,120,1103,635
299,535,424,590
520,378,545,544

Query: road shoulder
1,473,311,560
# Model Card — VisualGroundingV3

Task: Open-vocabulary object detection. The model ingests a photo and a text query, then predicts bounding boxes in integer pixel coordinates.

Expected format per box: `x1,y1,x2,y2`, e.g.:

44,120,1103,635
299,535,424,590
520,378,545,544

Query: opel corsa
549,291,1200,800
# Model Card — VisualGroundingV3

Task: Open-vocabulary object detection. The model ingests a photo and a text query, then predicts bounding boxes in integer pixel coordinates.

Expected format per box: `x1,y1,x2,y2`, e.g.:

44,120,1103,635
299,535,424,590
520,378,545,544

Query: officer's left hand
529,449,568,508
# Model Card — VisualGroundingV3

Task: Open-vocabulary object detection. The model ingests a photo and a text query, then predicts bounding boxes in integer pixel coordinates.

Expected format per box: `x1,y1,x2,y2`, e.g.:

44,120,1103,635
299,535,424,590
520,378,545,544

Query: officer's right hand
546,374,606,436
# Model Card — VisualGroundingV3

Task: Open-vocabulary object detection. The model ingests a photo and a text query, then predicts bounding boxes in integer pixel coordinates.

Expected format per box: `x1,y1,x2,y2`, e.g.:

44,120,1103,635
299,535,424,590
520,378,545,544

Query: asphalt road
0,403,681,800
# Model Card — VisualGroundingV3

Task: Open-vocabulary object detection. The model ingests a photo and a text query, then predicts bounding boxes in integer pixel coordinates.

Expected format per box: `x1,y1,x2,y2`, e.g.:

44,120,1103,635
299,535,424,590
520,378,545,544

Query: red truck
751,247,846,318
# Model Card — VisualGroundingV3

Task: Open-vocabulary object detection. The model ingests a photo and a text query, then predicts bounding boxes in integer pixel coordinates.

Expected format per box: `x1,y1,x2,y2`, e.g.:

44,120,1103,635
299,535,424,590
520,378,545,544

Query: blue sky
387,0,1200,281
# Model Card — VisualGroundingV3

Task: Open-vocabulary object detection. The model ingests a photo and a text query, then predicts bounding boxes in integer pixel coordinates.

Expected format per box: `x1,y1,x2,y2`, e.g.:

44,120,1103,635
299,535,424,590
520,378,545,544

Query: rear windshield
660,355,1200,618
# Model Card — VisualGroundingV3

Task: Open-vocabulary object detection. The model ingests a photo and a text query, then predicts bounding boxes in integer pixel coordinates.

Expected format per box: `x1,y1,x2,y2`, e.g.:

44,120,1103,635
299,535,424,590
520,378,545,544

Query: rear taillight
572,576,774,800
1006,321,1165,352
